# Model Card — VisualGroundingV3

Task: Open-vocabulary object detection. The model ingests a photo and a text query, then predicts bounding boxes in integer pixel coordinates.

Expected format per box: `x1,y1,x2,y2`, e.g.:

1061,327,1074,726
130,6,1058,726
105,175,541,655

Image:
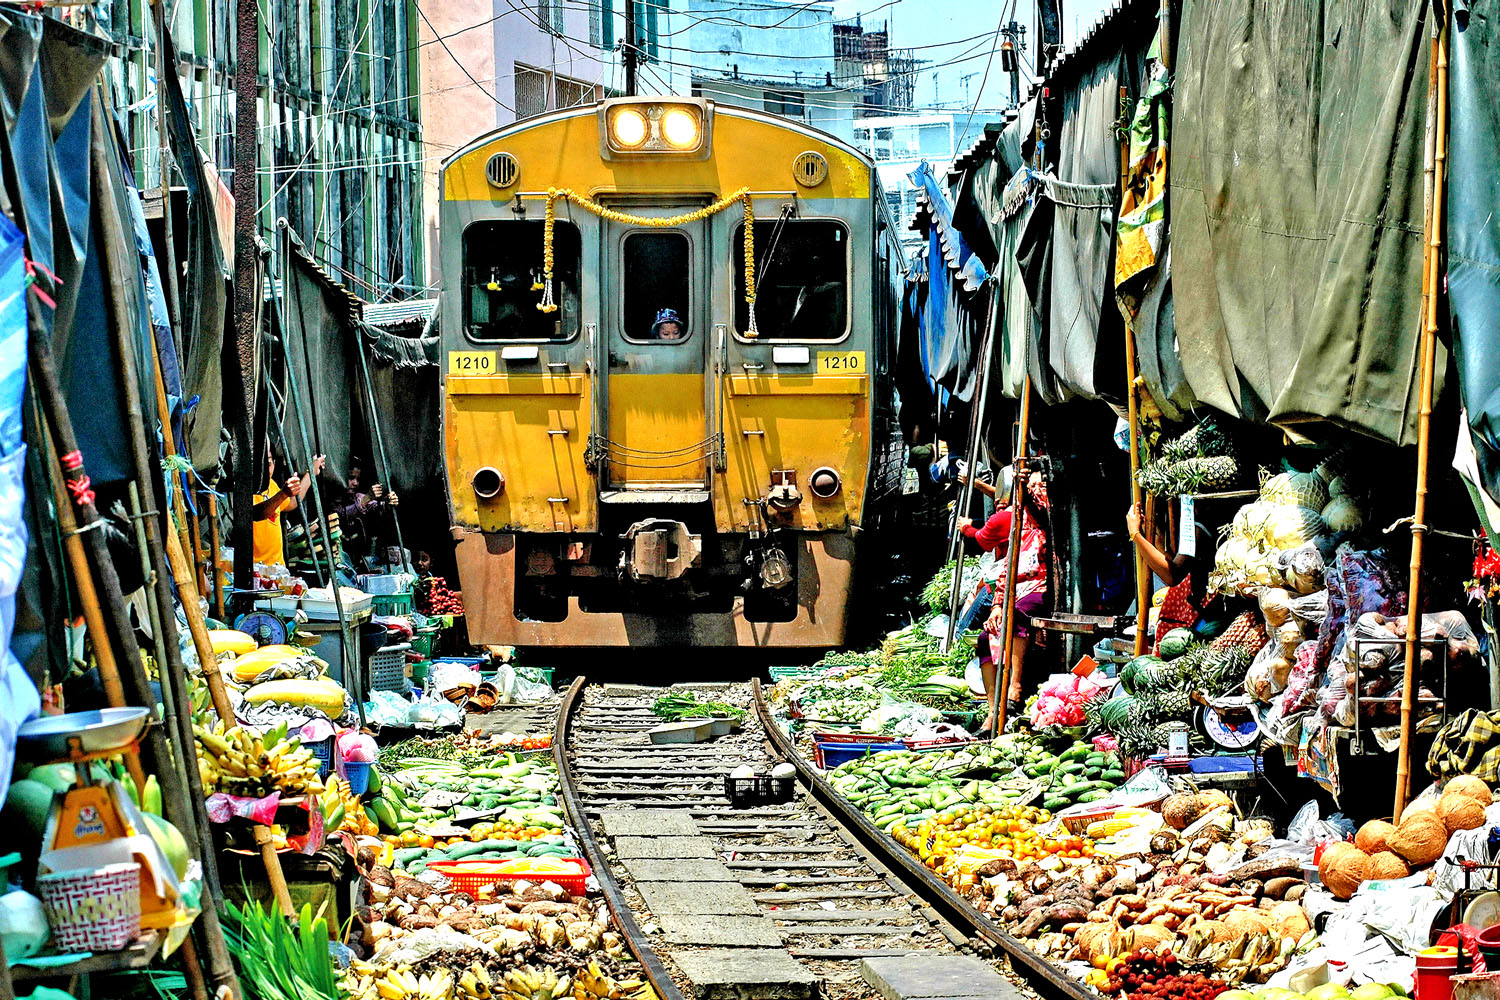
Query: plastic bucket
344,761,373,796
358,622,389,661
1416,946,1458,1000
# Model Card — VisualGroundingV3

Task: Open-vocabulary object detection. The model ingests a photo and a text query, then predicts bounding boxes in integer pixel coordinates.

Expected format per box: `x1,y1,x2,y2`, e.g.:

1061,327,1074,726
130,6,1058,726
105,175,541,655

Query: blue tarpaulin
910,161,990,404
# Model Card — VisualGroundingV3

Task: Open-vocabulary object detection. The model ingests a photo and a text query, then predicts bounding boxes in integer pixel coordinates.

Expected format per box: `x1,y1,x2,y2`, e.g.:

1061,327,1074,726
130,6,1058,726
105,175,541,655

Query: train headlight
661,108,699,149
611,108,648,148
472,467,505,500
809,467,842,499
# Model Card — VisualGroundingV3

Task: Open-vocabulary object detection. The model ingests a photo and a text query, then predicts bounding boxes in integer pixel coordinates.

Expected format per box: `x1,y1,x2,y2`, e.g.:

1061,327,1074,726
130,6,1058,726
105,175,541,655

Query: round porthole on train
472,467,505,500
809,467,841,499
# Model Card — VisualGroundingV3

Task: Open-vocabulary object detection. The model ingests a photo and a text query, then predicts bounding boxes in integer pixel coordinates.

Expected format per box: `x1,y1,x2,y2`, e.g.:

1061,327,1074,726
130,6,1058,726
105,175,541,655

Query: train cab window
734,220,848,340
623,231,691,342
463,221,580,341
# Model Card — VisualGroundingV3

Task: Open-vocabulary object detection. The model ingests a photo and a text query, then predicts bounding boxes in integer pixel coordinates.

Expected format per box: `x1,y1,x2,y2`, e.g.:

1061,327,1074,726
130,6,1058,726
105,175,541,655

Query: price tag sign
817,351,866,373
448,350,496,375
1178,494,1196,557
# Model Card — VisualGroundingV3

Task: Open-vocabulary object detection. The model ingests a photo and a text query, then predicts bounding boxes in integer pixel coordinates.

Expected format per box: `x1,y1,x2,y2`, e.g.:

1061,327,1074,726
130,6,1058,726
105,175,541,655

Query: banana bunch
320,776,376,834
457,963,494,1000
193,719,325,798
344,964,454,1000
497,966,571,1000
568,962,653,1000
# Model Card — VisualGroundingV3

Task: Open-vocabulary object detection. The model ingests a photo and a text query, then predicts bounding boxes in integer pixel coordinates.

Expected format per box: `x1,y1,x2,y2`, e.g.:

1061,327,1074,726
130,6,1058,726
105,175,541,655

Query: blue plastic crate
814,740,907,770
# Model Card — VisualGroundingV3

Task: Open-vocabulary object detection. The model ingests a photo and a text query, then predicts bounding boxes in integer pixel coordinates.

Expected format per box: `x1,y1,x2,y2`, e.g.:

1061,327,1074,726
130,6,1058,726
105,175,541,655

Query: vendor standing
253,452,323,567
957,469,1050,732
1126,502,1214,651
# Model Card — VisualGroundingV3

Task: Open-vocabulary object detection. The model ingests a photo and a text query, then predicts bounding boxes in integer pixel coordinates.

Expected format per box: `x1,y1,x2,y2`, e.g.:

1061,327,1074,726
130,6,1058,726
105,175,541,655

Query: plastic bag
1314,545,1405,687
862,696,941,736
363,690,413,727
430,661,481,699
1245,639,1294,702
411,695,462,729
1268,640,1322,724
1287,589,1329,627
488,664,552,705
1273,544,1327,595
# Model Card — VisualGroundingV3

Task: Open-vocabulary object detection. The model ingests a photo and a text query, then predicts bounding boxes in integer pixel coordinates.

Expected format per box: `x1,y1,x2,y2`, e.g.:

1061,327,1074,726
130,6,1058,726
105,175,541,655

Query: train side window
462,220,581,342
733,220,848,341
622,231,691,342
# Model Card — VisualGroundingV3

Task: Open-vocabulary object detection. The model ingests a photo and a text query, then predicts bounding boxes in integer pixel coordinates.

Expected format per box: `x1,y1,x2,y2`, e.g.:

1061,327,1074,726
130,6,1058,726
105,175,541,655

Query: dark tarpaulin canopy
160,19,227,474
1172,0,1435,445
360,318,441,495
1448,0,1500,533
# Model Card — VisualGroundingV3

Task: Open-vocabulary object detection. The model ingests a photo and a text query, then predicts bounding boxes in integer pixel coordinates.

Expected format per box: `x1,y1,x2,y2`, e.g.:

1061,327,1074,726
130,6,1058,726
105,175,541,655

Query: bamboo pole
91,112,239,992
996,375,1033,733
944,285,999,652
208,489,226,620
1119,84,1152,656
41,432,148,797
1395,9,1449,820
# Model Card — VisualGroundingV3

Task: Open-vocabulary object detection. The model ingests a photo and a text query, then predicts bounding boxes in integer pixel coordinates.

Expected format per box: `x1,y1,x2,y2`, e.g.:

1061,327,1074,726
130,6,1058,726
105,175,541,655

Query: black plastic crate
723,774,795,807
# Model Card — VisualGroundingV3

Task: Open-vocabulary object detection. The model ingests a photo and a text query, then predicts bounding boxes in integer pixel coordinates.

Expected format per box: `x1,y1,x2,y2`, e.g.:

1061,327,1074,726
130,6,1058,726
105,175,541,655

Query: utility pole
1001,22,1026,110
230,0,259,605
624,0,638,96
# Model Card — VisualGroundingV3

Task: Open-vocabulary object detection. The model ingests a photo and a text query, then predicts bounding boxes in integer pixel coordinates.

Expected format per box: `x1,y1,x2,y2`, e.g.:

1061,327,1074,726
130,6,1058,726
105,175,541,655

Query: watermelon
1158,628,1194,659
2,780,54,840
1120,655,1166,696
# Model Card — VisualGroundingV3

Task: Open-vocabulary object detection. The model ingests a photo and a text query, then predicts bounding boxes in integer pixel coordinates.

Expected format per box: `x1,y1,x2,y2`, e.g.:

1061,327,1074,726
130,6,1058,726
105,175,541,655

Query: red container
426,857,591,897
1416,946,1459,1000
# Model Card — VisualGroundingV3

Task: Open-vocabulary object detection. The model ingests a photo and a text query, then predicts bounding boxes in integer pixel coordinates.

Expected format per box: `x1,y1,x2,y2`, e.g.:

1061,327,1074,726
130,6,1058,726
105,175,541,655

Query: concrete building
834,19,921,115
101,0,426,301
683,0,859,143
417,2,690,285
851,113,964,248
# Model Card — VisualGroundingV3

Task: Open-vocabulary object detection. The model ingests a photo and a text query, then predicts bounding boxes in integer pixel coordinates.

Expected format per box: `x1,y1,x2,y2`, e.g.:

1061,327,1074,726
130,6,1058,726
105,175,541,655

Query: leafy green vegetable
222,896,339,1000
652,692,747,722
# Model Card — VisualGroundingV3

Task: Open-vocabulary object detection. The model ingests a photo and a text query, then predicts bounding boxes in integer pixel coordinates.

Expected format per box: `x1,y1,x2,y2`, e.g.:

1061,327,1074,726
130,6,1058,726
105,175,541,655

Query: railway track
552,677,1092,1000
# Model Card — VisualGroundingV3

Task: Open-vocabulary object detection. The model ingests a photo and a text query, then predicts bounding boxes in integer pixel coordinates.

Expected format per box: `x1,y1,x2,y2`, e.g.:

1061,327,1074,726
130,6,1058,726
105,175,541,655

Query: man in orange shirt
253,452,324,566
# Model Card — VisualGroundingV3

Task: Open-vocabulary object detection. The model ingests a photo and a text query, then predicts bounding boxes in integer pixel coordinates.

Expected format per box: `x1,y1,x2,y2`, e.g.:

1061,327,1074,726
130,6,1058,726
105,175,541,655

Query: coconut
1437,792,1488,834
1318,843,1370,900
1354,820,1396,855
1365,852,1411,881
1386,812,1448,866
1444,775,1494,807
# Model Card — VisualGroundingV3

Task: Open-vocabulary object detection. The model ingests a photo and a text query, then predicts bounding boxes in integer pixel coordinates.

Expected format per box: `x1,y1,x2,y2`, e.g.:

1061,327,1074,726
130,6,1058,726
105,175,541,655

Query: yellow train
439,97,904,648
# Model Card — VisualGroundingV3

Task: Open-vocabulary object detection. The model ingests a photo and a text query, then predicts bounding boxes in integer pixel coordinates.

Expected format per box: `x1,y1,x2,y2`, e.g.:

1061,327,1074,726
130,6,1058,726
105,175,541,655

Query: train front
439,97,893,648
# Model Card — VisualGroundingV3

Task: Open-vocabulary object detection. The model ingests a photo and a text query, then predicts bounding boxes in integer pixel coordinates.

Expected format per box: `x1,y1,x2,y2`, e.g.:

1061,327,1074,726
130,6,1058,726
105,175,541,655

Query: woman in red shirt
958,471,1050,731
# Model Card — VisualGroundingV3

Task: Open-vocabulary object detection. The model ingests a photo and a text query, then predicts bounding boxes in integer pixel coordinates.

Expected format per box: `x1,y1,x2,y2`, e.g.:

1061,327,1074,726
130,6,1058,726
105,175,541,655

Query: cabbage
1261,504,1326,551
1321,495,1365,534
1261,471,1329,510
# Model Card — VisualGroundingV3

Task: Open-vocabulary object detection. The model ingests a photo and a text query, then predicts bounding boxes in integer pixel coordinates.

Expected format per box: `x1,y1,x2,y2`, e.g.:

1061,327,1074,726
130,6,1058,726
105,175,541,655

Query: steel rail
751,678,1094,1000
552,677,689,1000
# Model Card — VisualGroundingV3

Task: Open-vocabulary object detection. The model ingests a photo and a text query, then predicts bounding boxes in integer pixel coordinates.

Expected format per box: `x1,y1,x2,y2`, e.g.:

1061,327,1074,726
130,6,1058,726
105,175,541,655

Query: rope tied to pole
59,450,96,507
535,186,760,333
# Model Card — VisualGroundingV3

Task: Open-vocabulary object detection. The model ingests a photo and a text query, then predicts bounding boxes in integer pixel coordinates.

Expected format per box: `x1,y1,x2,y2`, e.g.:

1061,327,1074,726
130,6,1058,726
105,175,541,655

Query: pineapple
1161,426,1200,464
1179,454,1240,493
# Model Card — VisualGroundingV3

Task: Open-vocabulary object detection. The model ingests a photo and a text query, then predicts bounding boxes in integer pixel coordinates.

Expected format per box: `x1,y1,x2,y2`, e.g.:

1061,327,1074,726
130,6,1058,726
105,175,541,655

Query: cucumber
1101,769,1127,783
444,841,490,860
1078,790,1110,803
1059,761,1087,776
1043,795,1072,810
1059,744,1091,763
393,847,427,867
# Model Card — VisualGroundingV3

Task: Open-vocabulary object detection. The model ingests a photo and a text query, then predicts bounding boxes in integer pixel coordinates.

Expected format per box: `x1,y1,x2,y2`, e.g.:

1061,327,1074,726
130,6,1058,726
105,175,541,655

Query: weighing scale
1196,697,1262,752
234,609,291,646
16,708,182,930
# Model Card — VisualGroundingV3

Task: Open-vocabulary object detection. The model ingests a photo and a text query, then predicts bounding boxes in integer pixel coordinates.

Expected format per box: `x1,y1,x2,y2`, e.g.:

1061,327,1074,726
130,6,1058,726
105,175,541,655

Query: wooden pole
41,433,147,798
208,489,227,620
944,285,999,652
229,0,260,608
90,106,239,993
1395,8,1449,820
995,375,1033,732
1119,84,1152,657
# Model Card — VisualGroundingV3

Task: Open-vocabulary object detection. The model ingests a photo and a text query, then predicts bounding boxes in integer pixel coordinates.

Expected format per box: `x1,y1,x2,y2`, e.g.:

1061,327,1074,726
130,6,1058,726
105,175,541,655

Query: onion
1321,495,1364,534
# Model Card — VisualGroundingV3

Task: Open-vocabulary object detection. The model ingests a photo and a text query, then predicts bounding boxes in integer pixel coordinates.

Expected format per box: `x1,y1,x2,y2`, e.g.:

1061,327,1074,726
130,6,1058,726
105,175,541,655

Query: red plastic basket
426,857,591,897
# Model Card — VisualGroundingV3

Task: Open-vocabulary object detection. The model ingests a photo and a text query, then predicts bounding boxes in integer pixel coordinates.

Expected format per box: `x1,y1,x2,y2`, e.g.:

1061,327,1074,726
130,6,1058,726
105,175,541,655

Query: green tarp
1172,0,1436,446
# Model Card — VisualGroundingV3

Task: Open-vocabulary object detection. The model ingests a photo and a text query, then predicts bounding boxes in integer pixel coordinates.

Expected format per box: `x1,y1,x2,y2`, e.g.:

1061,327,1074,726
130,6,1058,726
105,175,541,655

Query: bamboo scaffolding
996,376,1033,732
1395,7,1450,820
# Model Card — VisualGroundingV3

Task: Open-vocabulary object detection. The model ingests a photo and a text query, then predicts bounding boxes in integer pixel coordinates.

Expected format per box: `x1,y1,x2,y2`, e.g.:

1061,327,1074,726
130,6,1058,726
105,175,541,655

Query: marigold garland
535,186,760,336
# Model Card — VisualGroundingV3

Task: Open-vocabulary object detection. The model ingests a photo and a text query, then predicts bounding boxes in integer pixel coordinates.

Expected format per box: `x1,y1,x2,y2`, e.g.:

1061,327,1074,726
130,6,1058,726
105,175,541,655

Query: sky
829,0,1115,143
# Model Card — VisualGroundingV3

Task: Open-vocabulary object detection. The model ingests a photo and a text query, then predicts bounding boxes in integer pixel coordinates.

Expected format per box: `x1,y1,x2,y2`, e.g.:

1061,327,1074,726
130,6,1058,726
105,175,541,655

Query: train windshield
734,220,848,340
462,220,581,341
623,231,691,342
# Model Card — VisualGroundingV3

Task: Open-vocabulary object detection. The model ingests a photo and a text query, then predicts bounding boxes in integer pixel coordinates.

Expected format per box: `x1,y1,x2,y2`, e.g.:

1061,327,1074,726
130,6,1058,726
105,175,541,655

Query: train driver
651,307,687,341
